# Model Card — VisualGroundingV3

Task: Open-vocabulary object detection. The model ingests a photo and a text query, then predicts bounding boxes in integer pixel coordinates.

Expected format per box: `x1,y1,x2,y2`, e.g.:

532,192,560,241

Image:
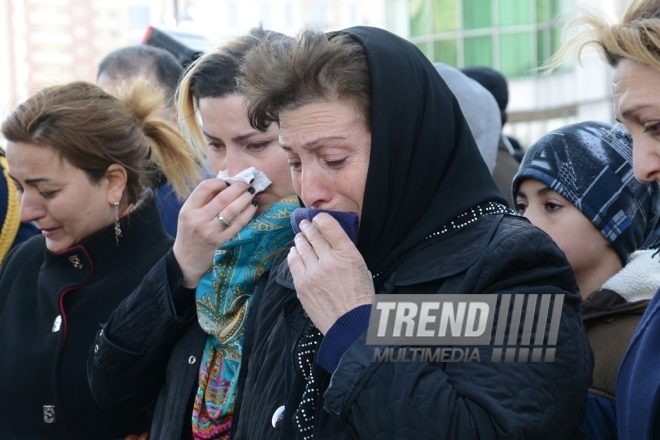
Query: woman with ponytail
88,27,296,439
0,79,202,439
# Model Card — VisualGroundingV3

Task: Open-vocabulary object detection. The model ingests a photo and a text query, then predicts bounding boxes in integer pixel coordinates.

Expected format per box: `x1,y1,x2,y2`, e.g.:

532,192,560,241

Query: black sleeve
87,249,197,412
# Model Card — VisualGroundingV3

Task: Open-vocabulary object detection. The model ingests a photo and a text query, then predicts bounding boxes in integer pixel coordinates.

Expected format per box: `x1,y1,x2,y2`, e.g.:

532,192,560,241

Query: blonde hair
552,0,660,71
176,27,289,163
1,79,203,204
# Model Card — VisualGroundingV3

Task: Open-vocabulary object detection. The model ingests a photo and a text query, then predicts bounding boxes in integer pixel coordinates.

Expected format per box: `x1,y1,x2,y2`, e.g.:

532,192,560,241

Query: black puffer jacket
233,214,593,440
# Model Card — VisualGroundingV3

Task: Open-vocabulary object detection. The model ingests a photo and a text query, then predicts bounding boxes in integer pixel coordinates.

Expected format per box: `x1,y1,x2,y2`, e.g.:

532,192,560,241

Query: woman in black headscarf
232,27,592,439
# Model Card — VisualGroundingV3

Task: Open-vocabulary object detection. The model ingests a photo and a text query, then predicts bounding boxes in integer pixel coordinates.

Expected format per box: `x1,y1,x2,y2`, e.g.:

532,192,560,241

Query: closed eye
325,158,346,167
207,141,225,152
247,142,271,151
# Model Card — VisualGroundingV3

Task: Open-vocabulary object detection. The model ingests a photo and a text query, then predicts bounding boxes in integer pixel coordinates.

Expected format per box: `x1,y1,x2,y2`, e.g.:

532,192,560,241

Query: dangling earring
114,200,122,246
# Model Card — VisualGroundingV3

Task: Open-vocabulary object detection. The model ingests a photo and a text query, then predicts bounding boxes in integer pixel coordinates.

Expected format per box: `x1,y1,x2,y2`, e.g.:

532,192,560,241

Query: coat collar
41,198,168,285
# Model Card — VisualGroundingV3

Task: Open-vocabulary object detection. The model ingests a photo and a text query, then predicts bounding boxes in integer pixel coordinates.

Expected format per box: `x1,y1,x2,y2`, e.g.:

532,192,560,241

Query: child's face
515,178,612,281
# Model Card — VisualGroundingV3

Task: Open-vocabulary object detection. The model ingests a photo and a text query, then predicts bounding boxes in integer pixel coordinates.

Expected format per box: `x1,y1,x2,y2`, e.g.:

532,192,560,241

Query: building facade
387,0,628,149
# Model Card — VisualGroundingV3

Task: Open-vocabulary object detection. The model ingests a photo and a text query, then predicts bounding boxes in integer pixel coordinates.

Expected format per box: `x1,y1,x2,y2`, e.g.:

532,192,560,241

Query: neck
576,250,623,299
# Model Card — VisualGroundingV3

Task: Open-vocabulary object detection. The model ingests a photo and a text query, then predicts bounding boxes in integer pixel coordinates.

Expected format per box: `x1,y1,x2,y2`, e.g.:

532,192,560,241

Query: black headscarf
338,27,506,277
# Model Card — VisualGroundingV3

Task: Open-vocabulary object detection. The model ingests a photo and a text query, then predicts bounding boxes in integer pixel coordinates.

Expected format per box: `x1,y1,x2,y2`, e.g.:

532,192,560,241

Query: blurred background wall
0,0,627,150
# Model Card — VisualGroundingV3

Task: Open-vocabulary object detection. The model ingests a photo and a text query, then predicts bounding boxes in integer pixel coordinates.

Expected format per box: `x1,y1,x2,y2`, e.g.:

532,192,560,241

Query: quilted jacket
232,214,594,440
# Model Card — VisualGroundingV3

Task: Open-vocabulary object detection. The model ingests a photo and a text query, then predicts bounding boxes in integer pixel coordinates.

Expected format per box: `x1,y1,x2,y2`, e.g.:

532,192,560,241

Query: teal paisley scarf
191,195,298,439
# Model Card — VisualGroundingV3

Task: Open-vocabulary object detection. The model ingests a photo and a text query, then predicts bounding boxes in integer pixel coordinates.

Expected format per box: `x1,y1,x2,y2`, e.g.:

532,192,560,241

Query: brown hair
1,79,202,205
241,30,372,132
177,26,289,161
552,0,660,70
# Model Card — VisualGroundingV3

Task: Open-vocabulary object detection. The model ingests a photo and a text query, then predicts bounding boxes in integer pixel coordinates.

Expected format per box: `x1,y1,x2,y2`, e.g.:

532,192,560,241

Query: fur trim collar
601,250,660,303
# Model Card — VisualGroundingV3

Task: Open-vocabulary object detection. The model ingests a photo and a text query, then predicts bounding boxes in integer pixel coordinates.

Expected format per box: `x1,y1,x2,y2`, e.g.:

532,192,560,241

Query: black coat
0,201,172,439
88,249,207,440
232,214,593,440
88,246,275,439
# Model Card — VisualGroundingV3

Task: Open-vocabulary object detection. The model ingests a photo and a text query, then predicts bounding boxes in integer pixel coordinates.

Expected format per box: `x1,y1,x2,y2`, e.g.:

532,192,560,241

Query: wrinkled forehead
612,59,660,119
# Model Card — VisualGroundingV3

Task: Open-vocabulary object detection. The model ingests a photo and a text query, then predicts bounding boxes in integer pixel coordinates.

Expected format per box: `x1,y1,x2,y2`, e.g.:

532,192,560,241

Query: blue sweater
616,288,660,439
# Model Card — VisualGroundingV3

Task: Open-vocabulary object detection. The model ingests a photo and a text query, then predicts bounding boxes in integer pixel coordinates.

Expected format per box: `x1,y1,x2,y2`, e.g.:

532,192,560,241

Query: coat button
94,344,99,353
51,315,62,332
188,356,196,365
272,405,285,429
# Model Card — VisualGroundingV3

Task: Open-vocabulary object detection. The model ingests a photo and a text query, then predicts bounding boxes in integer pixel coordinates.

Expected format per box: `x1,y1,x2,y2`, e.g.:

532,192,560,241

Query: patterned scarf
191,195,298,439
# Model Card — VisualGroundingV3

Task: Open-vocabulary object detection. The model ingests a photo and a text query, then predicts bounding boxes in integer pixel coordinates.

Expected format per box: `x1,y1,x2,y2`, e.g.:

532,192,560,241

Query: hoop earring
114,200,122,246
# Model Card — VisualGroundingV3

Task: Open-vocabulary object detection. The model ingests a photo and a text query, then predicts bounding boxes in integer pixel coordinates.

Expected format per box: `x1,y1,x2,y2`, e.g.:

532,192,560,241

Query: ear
105,164,128,205
167,103,178,126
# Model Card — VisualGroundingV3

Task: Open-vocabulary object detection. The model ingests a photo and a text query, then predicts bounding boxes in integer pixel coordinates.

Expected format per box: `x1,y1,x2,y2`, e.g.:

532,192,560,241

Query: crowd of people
0,0,660,439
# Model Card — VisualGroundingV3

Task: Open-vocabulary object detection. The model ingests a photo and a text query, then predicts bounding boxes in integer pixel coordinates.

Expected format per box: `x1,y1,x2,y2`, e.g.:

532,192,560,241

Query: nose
520,204,539,226
225,146,250,178
632,135,660,183
297,165,333,209
18,190,46,224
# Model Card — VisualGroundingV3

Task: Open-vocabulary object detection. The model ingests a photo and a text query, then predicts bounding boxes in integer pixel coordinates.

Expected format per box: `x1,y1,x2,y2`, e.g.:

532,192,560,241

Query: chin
45,241,67,253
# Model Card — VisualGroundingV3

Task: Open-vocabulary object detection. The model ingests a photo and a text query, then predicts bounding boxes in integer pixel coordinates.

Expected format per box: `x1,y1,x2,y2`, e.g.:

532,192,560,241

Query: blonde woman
554,1,660,438
88,28,296,439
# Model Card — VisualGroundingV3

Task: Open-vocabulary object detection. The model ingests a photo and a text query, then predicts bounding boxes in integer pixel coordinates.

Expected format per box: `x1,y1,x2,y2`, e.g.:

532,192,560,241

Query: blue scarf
191,195,298,438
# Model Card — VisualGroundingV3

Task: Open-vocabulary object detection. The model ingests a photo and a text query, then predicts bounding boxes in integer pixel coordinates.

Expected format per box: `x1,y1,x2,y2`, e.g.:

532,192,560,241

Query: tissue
217,167,272,193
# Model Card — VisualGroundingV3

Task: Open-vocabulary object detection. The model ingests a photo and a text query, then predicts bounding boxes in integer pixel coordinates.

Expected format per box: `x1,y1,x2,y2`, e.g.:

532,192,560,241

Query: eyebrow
619,103,657,121
280,136,348,152
7,174,50,185
516,186,555,198
202,129,265,144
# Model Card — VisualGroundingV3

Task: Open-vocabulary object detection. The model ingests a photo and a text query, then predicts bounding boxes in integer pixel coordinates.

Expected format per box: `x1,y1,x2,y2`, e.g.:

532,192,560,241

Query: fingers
216,197,258,239
293,231,319,268
204,181,253,221
184,178,251,219
287,245,305,280
293,213,355,268
125,434,150,440
214,190,255,228
172,179,257,289
309,213,353,251
298,219,331,257
184,178,230,207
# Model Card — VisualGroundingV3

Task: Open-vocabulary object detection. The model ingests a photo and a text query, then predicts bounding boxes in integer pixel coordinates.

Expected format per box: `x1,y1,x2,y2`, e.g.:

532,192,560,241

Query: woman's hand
124,433,149,440
288,213,374,334
173,178,257,288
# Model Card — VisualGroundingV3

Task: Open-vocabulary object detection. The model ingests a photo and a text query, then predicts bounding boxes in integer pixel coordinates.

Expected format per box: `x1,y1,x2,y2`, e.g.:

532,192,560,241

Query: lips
39,227,60,238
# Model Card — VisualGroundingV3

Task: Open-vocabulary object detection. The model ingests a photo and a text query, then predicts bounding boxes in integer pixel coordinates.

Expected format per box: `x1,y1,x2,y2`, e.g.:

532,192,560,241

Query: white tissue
217,167,272,193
